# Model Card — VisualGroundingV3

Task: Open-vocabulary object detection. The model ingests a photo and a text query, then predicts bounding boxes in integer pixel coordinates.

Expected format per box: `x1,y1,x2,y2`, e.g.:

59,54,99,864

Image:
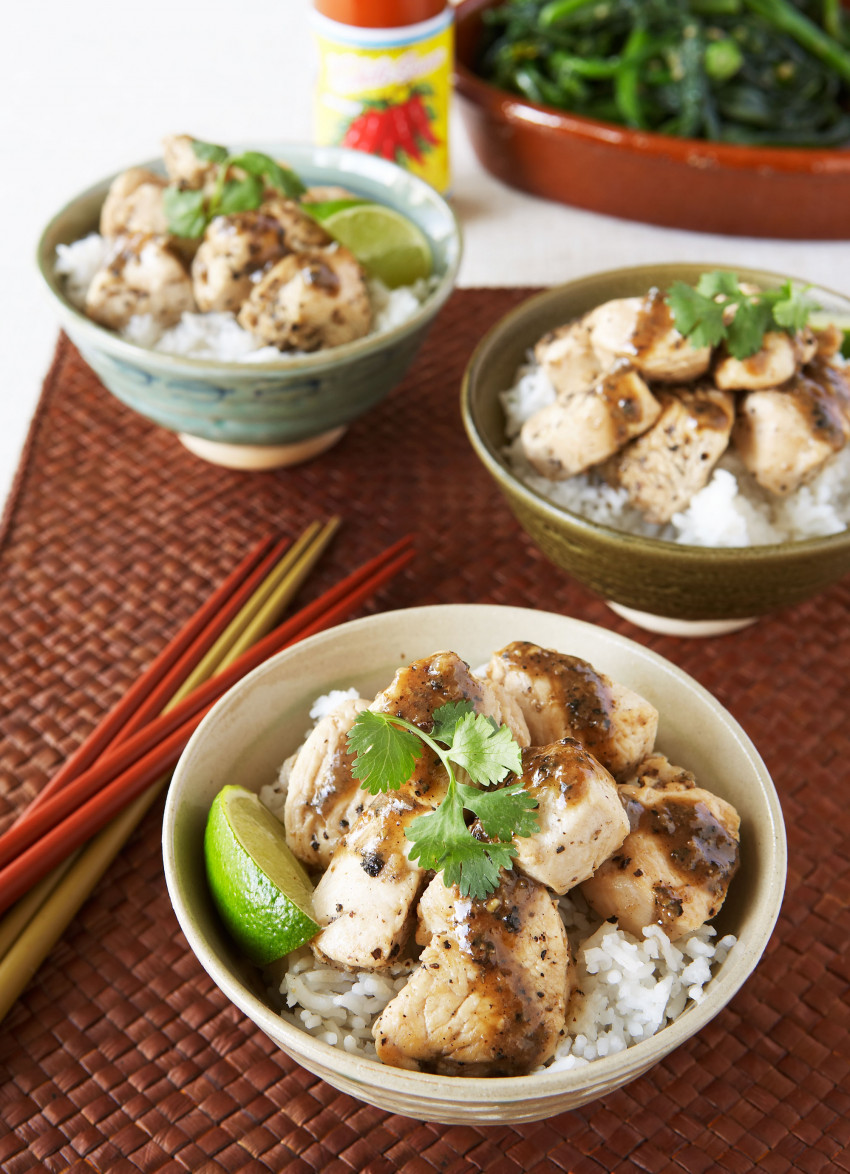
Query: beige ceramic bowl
162,604,786,1124
461,264,850,636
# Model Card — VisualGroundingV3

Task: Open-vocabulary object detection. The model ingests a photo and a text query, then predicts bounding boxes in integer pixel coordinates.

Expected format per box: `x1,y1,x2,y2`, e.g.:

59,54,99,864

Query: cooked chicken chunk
586,290,712,383
260,197,334,252
162,132,218,189
99,167,169,238
311,652,527,971
580,754,740,940
714,329,816,391
520,365,661,479
509,740,629,893
372,870,571,1075
486,641,658,781
534,319,603,399
732,360,850,495
191,211,288,313
84,234,195,331
311,779,444,971
301,185,358,204
604,387,736,524
237,246,371,352
283,697,371,870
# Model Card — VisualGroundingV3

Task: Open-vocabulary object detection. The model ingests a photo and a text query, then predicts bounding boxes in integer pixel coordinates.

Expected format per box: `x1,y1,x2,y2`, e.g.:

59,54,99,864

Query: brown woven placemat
0,290,848,1173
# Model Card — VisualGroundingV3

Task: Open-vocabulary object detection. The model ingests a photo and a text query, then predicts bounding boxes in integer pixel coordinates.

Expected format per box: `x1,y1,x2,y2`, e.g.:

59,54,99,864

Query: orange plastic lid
314,0,446,27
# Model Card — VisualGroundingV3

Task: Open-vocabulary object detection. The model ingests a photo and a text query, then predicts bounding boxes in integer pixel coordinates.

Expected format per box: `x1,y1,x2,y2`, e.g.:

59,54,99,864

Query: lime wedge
322,204,432,289
204,784,320,965
303,197,369,222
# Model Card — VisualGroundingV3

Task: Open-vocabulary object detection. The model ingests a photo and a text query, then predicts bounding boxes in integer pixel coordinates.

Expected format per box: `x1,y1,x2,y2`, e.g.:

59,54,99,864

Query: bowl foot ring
607,602,758,638
177,427,347,470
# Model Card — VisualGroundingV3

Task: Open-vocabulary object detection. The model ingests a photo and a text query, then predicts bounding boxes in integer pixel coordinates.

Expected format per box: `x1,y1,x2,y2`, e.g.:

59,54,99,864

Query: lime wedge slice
322,204,433,289
204,784,320,965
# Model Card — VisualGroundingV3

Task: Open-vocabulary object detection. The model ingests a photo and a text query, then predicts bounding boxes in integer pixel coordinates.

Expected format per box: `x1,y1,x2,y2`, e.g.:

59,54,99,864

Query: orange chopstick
0,539,413,912
18,534,278,820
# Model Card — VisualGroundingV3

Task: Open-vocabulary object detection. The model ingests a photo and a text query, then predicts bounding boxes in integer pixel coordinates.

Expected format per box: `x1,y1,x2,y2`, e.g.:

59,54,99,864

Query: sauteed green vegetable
476,0,850,146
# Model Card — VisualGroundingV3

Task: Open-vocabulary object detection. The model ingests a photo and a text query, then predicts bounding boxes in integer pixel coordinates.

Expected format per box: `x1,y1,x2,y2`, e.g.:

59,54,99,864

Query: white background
2,0,848,512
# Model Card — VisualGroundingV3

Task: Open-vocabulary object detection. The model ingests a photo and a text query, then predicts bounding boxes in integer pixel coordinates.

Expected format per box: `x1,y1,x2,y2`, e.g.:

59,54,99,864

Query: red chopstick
18,534,278,820
0,538,413,914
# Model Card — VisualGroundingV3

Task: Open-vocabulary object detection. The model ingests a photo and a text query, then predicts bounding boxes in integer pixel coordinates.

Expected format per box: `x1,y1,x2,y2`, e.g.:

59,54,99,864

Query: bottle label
311,8,453,193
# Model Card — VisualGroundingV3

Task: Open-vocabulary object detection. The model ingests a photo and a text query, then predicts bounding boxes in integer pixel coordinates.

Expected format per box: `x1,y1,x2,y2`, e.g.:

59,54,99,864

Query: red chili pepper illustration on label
340,87,440,168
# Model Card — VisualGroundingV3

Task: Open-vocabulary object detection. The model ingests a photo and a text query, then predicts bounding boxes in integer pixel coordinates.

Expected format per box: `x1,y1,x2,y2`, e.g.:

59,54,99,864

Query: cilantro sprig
666,270,820,360
163,138,306,240
346,702,538,900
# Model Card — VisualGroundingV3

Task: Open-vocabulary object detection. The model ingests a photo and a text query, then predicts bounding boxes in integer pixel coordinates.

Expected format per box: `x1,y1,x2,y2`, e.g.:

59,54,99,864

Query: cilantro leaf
162,187,208,239
667,270,819,360
726,297,772,360
191,138,229,163
346,710,423,795
457,781,539,842
218,174,264,216
406,796,516,900
666,281,726,350
447,711,523,786
430,700,475,746
229,151,307,199
346,696,534,898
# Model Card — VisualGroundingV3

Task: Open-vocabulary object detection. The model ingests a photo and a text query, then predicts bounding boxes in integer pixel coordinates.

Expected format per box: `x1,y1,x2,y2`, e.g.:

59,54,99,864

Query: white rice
55,233,432,361
502,359,850,547
257,688,737,1071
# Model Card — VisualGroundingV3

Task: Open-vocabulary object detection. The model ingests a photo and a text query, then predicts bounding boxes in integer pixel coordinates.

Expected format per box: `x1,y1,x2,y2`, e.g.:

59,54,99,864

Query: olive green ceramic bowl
163,604,786,1124
461,264,850,635
37,144,461,470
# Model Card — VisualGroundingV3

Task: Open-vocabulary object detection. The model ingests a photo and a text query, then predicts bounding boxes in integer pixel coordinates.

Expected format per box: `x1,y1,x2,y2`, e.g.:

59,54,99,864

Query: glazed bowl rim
461,262,850,561
162,602,787,1107
36,141,463,376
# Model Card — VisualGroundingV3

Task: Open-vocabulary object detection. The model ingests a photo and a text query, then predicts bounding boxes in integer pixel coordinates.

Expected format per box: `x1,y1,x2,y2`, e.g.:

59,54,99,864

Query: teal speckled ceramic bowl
37,144,461,469
461,264,850,635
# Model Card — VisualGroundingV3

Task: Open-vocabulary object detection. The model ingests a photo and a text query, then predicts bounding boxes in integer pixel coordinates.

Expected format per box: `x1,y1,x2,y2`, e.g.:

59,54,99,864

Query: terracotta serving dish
461,263,850,635
454,0,850,238
163,604,786,1124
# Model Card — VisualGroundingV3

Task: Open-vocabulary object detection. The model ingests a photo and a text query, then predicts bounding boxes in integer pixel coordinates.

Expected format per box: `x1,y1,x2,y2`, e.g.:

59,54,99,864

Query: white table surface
3,0,848,515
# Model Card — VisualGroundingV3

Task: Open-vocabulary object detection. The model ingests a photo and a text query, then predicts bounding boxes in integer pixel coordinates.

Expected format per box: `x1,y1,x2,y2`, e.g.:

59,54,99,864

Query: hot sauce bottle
311,0,453,193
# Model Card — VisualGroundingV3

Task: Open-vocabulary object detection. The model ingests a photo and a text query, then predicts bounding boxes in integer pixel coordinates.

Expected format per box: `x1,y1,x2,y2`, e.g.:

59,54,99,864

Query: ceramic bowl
37,144,461,470
162,603,786,1125
461,263,850,636
454,0,850,239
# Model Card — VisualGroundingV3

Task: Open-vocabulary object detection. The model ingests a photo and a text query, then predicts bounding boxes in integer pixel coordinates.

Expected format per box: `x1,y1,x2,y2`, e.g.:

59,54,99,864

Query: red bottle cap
314,0,446,28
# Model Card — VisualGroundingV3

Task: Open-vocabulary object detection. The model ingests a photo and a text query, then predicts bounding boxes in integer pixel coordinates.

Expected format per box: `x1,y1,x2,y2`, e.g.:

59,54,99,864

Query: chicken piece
190,211,288,313
84,234,196,331
814,323,843,359
580,754,740,940
99,167,169,239
604,387,735,524
283,697,371,870
520,365,661,479
714,329,816,391
509,740,629,894
534,318,603,399
486,641,658,782
311,651,527,971
370,649,530,749
372,870,571,1075
161,133,218,189
586,290,712,383
732,359,850,495
237,246,371,352
260,196,334,252
311,780,444,970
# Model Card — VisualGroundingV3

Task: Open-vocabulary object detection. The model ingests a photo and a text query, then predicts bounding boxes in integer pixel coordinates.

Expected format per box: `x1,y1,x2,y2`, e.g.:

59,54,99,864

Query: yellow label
312,14,453,193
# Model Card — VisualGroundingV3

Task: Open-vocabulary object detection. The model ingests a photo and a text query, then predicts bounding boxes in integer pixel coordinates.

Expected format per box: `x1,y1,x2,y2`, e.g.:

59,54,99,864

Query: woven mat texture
0,289,848,1174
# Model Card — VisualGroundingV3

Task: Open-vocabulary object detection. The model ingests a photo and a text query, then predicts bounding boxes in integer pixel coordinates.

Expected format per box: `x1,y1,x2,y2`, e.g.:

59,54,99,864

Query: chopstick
0,534,413,918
